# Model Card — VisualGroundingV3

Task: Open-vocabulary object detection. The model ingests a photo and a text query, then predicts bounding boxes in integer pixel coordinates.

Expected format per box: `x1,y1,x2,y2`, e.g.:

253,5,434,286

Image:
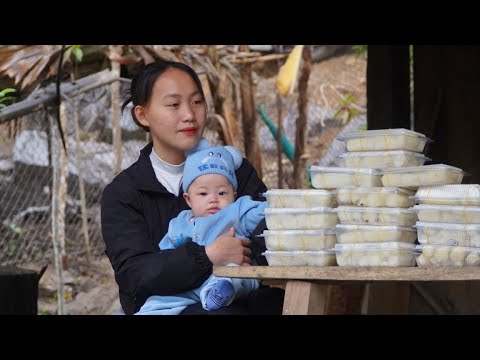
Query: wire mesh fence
0,82,147,266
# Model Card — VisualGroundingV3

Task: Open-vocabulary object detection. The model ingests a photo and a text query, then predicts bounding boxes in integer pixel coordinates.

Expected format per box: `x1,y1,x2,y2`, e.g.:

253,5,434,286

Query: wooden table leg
282,281,331,315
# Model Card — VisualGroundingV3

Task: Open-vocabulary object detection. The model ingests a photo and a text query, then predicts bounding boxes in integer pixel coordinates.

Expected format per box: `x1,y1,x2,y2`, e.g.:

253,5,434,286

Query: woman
101,59,284,315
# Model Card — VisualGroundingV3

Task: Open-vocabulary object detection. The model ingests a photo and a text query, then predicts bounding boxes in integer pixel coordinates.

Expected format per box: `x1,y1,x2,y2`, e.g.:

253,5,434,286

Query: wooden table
213,266,480,315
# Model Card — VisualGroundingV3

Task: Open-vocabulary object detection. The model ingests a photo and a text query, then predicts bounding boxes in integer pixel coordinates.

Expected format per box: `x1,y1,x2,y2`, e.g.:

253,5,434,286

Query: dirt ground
30,51,367,315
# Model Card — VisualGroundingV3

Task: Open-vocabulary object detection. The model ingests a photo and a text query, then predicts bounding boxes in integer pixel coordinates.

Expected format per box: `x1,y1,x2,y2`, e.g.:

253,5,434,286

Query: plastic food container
335,206,417,226
336,187,415,208
415,222,480,247
335,224,417,244
264,189,335,208
263,250,337,266
309,166,382,189
334,242,417,267
337,128,429,152
415,244,480,267
381,164,464,188
264,207,338,230
414,184,480,206
412,204,480,224
339,151,429,169
261,229,337,251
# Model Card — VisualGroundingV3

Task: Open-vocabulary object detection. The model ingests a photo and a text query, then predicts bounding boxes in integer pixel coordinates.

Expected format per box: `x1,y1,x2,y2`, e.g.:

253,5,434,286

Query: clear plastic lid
335,223,416,233
335,187,415,195
338,128,428,141
262,250,335,256
416,244,480,254
334,242,416,251
414,221,480,231
415,184,480,203
309,166,382,175
339,150,430,160
264,207,335,214
412,204,480,213
260,229,336,236
382,164,464,175
335,206,415,215
264,189,332,196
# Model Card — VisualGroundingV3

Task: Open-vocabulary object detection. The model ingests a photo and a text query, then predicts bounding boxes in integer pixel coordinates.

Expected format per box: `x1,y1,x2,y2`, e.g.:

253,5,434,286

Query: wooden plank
213,266,480,282
365,282,410,314
282,281,330,315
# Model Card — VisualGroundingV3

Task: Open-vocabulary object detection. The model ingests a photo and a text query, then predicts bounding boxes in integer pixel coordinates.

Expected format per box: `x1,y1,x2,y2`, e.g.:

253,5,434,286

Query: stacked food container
313,129,429,266
412,185,480,267
261,189,338,266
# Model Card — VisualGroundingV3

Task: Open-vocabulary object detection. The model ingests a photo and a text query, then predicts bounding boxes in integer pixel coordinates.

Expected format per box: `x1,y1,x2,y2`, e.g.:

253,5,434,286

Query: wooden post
110,45,122,176
283,281,331,315
72,99,91,266
366,45,410,130
293,46,311,189
239,45,263,178
49,111,65,315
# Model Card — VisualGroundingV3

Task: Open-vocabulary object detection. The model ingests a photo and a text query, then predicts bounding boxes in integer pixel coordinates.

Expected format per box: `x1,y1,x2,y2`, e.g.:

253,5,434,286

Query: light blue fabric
136,196,266,315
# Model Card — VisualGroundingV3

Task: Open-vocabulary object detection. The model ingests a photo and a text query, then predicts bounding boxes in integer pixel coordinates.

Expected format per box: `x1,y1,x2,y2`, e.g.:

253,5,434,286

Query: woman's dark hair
122,59,205,132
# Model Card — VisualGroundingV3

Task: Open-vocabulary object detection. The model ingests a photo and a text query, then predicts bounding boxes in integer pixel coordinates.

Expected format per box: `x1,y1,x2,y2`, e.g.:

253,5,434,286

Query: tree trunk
293,46,311,189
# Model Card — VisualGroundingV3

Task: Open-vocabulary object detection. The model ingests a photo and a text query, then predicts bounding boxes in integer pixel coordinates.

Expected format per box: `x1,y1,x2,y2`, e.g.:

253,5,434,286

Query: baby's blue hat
183,138,243,192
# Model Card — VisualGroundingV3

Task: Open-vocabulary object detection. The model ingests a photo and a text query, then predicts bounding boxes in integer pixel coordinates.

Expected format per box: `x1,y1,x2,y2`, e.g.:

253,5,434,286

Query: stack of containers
412,185,480,267
261,189,338,266
323,129,428,266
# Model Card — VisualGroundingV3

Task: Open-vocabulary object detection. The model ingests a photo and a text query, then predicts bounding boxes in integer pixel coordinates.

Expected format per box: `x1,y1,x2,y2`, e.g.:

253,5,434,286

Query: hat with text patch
182,138,243,192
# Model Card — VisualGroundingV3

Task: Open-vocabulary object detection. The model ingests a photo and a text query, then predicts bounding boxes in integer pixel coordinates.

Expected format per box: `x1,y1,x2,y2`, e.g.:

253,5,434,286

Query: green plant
64,45,83,63
352,45,367,59
333,93,359,125
0,88,17,108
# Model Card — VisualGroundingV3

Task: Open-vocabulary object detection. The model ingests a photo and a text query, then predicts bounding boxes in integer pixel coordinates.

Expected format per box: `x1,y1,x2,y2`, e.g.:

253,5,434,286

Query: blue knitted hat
182,138,243,192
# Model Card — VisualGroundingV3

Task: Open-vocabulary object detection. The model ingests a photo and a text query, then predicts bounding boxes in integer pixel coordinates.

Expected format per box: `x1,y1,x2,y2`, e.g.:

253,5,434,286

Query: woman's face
134,67,206,164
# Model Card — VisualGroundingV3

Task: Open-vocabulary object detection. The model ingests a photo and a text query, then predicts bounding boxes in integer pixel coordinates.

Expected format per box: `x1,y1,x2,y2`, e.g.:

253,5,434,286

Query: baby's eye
199,192,207,196
167,103,179,108
219,191,226,196
192,99,204,105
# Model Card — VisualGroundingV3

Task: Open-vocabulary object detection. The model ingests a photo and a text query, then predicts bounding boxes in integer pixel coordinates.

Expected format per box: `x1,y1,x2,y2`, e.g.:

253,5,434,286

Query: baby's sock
205,280,234,310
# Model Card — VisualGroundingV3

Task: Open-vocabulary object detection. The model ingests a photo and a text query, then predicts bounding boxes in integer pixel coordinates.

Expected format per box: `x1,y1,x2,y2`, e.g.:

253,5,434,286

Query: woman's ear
183,192,192,208
134,105,149,128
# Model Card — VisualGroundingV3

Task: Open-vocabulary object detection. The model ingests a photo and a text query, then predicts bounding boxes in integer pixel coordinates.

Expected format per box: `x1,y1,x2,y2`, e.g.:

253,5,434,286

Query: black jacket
101,142,268,315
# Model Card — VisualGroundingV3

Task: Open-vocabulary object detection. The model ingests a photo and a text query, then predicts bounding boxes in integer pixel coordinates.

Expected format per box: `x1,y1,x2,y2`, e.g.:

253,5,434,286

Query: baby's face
184,174,236,217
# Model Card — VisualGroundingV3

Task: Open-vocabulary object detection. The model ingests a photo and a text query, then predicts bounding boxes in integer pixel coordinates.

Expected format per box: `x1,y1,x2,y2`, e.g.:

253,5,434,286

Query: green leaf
0,88,16,97
72,46,83,62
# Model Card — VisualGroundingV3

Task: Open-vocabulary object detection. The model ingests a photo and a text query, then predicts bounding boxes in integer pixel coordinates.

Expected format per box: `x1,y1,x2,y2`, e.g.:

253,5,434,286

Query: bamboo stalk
72,99,91,266
110,45,123,176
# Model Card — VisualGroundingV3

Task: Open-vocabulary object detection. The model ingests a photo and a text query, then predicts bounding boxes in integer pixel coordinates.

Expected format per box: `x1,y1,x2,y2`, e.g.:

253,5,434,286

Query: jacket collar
129,142,174,194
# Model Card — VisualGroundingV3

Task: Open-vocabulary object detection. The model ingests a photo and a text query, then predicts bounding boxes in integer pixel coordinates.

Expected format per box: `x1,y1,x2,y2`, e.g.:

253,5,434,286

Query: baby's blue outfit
136,195,267,315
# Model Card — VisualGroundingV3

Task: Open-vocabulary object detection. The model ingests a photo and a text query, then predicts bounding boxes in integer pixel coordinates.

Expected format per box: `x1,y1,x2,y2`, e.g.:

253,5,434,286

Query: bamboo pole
72,98,91,266
58,102,68,270
110,45,122,176
49,112,65,315
276,93,284,189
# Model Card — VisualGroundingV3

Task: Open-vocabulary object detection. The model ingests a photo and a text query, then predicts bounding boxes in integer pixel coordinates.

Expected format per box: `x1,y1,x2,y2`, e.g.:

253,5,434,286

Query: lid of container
382,164,464,175
265,207,336,214
260,229,336,236
309,166,382,175
338,128,428,141
334,242,416,250
264,189,332,196
335,223,416,232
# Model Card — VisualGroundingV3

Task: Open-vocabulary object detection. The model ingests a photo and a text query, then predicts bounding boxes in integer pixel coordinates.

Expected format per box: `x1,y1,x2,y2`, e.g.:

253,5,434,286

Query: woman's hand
205,227,252,266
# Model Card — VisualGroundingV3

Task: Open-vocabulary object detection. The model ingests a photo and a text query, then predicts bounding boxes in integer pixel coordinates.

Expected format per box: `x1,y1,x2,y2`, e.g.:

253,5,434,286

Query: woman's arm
101,176,212,314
